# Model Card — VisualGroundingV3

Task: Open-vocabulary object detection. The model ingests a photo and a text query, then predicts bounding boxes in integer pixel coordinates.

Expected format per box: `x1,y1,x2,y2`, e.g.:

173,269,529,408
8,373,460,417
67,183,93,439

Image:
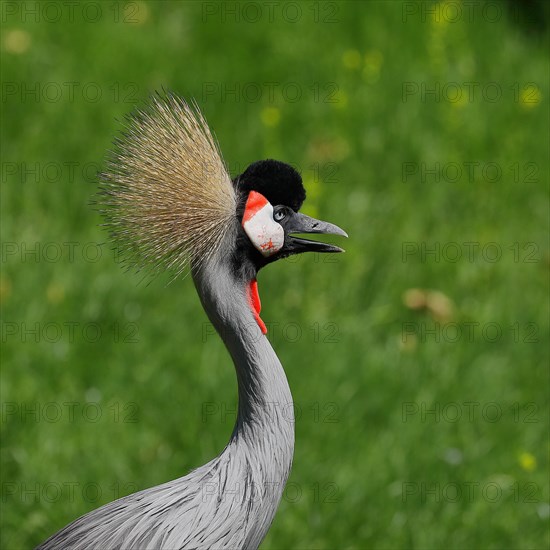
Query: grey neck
192,252,295,459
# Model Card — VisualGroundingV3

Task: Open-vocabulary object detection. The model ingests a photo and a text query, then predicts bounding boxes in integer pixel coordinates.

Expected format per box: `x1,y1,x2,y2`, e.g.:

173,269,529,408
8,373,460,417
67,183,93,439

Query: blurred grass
1,1,549,549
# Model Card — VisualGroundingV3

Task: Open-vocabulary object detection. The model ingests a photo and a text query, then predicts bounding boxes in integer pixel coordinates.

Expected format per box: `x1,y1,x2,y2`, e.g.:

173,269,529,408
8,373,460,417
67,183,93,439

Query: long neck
192,254,295,466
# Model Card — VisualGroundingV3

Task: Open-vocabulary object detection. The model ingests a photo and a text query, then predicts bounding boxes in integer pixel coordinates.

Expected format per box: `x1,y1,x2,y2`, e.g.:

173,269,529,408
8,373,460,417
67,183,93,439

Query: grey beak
284,212,348,254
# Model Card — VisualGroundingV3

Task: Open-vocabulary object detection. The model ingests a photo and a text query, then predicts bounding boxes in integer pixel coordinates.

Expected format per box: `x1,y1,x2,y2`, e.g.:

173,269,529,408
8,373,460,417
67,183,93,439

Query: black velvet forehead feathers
233,159,306,213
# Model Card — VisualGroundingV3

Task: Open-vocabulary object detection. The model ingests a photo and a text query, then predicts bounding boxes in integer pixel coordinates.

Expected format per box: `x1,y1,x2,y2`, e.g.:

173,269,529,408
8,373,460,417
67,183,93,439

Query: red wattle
247,279,267,334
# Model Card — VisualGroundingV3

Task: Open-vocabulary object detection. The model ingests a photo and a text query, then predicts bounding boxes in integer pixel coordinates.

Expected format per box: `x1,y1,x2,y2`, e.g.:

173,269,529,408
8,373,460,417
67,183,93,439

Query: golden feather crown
98,93,237,279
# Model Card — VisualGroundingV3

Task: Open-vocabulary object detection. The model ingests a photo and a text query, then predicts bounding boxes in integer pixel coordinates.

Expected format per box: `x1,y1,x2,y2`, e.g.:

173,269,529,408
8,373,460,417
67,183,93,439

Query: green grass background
1,1,549,548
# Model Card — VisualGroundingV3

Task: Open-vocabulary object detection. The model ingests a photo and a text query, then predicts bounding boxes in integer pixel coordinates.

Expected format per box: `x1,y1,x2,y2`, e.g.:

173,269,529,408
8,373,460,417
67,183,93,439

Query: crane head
98,93,346,288
234,159,347,269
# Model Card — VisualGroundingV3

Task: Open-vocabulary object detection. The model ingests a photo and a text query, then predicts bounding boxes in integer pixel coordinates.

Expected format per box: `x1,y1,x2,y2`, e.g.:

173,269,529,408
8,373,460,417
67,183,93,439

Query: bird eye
273,208,287,222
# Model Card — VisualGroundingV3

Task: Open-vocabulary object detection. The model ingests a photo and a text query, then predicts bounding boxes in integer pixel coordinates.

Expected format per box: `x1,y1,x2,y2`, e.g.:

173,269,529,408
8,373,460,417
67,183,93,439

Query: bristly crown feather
98,92,237,279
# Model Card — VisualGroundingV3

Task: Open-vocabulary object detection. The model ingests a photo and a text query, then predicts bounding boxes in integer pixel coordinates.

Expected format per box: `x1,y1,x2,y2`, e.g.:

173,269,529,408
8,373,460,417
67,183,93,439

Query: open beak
284,212,348,254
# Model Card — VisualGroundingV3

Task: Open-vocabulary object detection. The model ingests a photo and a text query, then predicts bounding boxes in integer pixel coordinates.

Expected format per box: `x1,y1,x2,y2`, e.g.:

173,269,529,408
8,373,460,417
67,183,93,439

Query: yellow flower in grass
126,1,150,25
342,49,361,70
450,92,468,109
47,282,65,305
3,29,31,54
520,85,541,109
519,452,536,472
331,89,348,109
261,107,280,127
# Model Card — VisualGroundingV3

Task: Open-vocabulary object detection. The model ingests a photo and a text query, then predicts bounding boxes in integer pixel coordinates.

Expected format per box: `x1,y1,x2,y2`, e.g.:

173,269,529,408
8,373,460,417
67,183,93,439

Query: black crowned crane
38,93,347,550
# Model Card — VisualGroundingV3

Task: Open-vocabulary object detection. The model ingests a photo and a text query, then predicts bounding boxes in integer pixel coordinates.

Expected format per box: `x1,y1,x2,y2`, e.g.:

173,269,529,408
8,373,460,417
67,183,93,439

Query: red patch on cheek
246,279,267,334
242,191,268,223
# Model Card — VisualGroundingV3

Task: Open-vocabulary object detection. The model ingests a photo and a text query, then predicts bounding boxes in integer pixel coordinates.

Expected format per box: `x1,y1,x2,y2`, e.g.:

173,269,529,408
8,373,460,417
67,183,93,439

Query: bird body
38,93,345,549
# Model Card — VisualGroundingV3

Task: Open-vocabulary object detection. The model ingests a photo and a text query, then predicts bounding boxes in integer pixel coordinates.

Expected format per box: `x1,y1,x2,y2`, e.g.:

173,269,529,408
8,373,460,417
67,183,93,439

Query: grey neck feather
192,249,295,546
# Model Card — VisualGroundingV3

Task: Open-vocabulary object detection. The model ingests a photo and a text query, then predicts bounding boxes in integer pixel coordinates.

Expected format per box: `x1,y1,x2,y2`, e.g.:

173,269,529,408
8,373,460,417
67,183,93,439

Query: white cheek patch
242,191,285,257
